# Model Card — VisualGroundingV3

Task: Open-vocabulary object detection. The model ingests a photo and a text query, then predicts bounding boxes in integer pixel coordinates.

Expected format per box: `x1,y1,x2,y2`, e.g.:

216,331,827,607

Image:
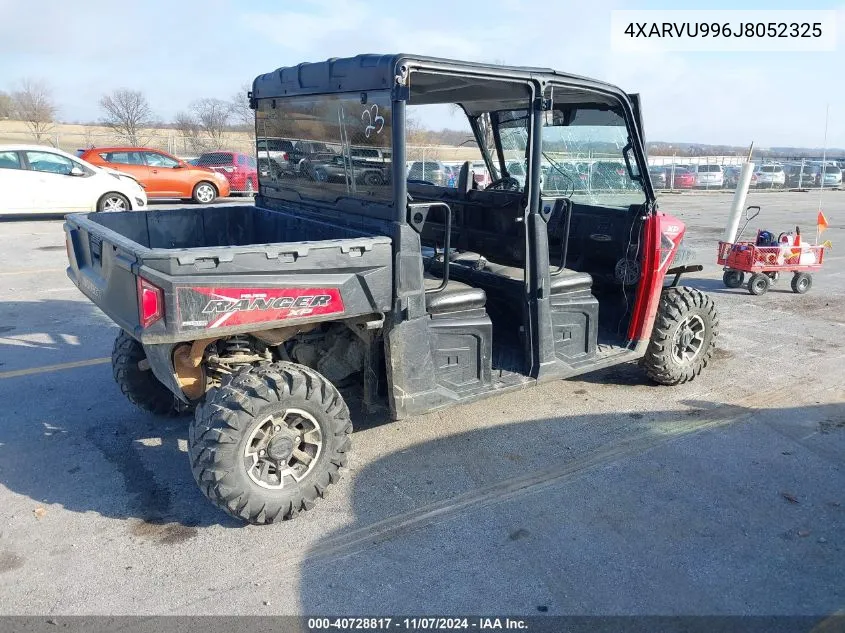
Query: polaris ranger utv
64,54,717,524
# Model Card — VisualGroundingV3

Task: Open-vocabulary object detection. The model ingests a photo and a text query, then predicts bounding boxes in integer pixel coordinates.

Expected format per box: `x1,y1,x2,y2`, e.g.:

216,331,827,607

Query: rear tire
112,330,185,416
192,181,217,204
722,269,744,288
642,287,719,386
188,362,352,524
98,193,130,212
748,273,770,296
791,272,812,294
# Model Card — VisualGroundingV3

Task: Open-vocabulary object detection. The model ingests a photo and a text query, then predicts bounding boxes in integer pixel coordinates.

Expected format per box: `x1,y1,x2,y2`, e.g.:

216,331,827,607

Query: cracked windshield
498,105,646,209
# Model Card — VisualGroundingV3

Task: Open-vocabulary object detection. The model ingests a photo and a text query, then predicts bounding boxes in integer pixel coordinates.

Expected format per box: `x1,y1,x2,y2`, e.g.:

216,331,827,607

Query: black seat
449,252,593,294
424,274,487,315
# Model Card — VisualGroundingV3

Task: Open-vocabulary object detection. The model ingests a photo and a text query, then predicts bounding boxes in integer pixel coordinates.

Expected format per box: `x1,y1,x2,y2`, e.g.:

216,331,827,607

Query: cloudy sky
1,0,844,147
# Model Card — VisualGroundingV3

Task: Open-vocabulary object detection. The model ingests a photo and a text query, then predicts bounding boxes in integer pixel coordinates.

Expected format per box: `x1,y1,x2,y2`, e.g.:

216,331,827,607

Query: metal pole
671,154,676,191
724,143,755,243
819,103,829,207
799,157,804,189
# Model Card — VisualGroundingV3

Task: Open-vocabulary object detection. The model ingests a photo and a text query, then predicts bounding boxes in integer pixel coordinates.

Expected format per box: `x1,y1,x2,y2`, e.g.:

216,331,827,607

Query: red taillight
282,152,289,161
137,277,164,328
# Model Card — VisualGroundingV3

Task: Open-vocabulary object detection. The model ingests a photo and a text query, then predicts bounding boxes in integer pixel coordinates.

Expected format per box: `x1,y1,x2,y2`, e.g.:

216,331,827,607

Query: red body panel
627,213,685,343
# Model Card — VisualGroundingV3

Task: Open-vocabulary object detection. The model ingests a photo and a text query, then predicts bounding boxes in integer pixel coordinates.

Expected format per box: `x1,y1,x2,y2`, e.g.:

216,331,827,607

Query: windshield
537,103,645,209
196,153,233,166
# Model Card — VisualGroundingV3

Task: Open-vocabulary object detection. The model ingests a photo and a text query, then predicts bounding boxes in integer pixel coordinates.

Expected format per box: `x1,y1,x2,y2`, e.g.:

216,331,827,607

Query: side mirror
172,163,183,169
70,166,85,177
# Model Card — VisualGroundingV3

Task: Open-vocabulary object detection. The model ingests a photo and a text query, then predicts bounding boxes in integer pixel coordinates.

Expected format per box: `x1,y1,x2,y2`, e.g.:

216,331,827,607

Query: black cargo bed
65,205,393,343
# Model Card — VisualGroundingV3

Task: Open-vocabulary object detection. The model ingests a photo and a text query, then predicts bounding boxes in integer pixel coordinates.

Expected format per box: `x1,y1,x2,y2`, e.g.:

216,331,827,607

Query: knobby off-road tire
188,362,352,524
642,287,719,386
112,330,184,416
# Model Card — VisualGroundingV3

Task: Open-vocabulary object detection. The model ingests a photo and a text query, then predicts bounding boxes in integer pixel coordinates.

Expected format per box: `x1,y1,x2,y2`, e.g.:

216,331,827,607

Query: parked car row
0,142,266,215
647,161,843,190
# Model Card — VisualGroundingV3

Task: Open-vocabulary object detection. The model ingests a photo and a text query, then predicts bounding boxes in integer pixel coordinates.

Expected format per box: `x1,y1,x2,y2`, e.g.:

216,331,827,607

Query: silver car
818,164,842,187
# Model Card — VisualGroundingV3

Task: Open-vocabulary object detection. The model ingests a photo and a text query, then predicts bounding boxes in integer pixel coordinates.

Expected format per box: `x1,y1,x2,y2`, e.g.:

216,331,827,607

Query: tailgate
65,215,144,334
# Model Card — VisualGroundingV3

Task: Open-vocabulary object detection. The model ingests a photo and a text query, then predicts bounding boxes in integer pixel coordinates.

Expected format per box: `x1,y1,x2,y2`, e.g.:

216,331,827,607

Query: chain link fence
2,125,843,197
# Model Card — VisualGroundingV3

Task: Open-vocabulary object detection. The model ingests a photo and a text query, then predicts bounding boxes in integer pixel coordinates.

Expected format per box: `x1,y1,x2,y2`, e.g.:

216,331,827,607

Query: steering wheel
485,176,521,192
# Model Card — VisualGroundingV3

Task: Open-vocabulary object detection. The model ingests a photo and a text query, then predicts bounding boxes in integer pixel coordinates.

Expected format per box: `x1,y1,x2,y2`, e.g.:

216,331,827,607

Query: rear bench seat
449,252,593,294
424,274,487,315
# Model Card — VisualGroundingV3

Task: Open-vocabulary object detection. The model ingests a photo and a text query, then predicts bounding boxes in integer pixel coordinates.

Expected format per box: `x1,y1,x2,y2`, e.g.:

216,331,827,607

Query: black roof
252,54,627,100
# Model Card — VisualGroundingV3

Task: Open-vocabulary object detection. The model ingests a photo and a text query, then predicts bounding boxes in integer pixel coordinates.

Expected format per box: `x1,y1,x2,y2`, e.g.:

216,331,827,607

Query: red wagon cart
718,206,827,296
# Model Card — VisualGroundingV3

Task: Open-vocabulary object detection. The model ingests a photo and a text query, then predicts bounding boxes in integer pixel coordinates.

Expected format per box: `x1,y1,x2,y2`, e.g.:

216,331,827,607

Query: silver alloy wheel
196,183,215,203
102,195,127,212
672,314,706,364
244,408,323,489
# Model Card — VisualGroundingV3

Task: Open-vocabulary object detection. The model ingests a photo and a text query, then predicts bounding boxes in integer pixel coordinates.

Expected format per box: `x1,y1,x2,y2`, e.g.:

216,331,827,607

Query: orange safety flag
818,211,829,235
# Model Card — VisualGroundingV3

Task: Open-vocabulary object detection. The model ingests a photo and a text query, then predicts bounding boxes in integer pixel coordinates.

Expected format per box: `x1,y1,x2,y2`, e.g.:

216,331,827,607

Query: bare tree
173,111,203,153
229,83,253,136
11,79,57,142
0,91,12,119
190,98,232,149
99,89,155,146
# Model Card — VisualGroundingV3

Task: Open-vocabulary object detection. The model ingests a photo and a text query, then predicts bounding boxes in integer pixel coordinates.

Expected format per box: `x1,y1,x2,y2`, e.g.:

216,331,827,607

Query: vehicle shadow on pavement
0,299,115,371
296,399,845,615
0,298,245,532
684,277,802,296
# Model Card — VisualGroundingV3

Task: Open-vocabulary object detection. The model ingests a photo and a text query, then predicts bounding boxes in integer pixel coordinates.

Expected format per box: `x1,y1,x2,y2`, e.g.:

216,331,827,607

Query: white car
687,163,724,188
0,144,147,215
754,164,786,188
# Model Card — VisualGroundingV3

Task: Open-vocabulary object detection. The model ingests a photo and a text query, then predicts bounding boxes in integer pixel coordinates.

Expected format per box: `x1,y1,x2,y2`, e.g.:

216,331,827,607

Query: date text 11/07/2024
306,618,529,631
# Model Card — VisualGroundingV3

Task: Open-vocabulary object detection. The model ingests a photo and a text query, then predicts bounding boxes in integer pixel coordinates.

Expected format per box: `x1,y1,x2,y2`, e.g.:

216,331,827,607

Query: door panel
0,152,34,213
24,151,90,212
98,151,151,193
142,152,185,197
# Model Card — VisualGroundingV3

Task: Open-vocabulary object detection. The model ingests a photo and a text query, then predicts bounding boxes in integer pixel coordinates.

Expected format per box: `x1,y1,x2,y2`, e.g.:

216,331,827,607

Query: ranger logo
202,294,332,314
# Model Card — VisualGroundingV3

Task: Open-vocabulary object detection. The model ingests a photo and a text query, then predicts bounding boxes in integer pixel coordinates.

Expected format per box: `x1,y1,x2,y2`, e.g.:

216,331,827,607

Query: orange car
78,147,231,203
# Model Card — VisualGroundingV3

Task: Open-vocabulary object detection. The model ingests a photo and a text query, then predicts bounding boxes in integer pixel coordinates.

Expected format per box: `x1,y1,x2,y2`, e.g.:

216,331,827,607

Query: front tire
112,330,184,416
748,273,770,295
723,269,744,288
188,362,352,524
98,192,130,212
642,287,719,386
192,181,217,204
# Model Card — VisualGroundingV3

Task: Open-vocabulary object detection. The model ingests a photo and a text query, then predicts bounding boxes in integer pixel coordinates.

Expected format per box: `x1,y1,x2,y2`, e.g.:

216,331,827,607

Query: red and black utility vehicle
64,55,717,524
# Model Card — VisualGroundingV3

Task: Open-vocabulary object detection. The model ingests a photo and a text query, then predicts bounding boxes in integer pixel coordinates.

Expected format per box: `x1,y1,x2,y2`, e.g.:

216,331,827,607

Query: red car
195,151,258,195
664,166,696,189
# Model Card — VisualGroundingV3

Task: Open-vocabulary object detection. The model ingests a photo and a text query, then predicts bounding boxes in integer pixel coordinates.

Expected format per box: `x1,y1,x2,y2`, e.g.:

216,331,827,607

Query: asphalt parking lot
0,192,843,616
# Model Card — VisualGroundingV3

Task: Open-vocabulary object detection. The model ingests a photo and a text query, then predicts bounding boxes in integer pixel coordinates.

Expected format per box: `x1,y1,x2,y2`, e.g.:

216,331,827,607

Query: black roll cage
250,54,655,224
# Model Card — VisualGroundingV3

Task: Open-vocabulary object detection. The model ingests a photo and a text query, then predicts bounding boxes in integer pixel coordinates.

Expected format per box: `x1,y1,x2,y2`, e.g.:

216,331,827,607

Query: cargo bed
64,205,393,344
